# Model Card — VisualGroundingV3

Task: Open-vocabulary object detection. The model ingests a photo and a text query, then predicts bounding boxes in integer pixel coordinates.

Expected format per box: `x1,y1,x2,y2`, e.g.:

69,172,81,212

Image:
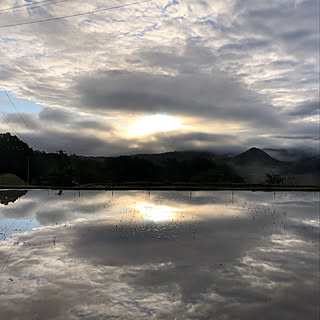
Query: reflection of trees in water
0,190,27,205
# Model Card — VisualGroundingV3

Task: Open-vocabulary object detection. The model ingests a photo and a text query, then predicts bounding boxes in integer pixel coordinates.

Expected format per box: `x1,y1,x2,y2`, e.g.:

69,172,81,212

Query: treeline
0,133,243,187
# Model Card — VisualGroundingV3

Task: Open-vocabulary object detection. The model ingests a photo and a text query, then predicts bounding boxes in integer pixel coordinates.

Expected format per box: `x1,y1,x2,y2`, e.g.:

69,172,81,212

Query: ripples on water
0,190,319,319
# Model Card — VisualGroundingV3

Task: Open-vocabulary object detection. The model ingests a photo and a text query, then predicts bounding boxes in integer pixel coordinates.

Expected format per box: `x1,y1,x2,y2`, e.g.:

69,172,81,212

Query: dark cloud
280,29,312,41
272,135,317,140
24,129,115,155
69,120,114,131
5,113,41,130
38,107,116,132
39,107,75,123
74,66,282,129
270,59,298,67
288,101,319,117
218,38,271,53
140,41,216,74
139,131,244,153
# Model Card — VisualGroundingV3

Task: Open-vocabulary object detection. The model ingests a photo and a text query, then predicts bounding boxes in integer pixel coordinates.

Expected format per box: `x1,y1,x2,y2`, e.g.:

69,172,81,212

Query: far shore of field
0,183,319,192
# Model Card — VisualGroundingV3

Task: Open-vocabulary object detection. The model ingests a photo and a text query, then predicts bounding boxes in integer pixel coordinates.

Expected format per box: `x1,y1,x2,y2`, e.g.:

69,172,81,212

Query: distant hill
134,151,216,165
296,154,320,171
230,147,283,166
80,151,216,165
227,147,286,183
286,154,320,185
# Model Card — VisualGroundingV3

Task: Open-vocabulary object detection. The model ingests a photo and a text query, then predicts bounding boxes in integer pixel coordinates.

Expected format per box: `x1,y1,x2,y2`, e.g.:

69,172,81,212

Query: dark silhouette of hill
229,147,283,167
285,154,320,185
134,151,216,165
295,154,320,171
81,151,216,165
0,132,318,187
226,147,287,184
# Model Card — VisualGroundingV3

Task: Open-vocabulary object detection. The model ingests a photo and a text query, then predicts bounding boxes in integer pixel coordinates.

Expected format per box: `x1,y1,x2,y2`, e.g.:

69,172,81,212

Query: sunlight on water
133,202,180,222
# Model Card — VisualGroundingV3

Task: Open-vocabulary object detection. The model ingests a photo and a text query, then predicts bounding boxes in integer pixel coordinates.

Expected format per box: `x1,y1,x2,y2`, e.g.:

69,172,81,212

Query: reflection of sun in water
134,202,181,222
128,114,191,136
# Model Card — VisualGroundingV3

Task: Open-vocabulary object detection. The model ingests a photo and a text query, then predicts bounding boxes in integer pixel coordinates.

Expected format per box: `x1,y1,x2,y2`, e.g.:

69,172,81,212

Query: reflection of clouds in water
232,231,319,320
1,190,318,227
0,191,318,319
0,226,179,319
0,199,38,219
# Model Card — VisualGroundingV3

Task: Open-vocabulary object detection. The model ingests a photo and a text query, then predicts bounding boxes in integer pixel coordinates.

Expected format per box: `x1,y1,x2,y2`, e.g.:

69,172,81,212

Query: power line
0,84,42,149
0,0,151,29
0,87,26,138
0,83,32,131
0,109,33,150
0,0,69,16
0,0,56,13
0,112,22,138
0,111,34,148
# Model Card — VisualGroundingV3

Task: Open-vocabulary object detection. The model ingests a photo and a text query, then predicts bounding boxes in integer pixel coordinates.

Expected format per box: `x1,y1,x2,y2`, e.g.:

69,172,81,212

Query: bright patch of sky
128,114,191,136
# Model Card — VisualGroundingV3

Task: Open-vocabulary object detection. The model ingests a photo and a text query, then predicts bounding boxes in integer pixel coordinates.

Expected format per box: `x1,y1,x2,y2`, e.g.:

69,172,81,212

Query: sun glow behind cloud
128,114,191,137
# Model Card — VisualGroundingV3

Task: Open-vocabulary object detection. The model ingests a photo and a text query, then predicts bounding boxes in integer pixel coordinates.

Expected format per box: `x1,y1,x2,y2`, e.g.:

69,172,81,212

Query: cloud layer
0,0,318,155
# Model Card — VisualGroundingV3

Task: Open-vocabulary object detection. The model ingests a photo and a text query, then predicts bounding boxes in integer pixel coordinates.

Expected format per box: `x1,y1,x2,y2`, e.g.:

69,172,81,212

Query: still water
0,189,319,319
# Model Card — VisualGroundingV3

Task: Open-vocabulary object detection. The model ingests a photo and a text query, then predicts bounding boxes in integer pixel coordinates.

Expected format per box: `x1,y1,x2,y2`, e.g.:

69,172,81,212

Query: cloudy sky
0,0,319,156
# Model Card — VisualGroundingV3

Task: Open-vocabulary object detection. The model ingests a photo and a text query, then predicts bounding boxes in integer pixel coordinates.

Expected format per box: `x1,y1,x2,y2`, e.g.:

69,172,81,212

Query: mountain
227,147,286,183
230,147,283,166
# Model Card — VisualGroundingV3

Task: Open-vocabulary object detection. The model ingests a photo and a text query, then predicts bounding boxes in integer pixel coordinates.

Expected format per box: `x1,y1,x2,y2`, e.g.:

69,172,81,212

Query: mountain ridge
229,147,285,166
1,133,319,186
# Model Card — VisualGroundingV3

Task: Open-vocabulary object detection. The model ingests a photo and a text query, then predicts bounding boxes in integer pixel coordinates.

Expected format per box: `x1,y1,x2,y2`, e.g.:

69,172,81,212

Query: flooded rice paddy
0,189,319,319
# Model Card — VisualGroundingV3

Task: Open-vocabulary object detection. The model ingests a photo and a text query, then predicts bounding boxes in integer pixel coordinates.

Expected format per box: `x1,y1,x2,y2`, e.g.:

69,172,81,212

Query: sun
128,114,191,136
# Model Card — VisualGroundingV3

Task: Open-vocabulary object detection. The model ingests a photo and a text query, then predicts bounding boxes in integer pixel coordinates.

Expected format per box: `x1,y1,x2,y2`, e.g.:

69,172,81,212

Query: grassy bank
0,174,26,186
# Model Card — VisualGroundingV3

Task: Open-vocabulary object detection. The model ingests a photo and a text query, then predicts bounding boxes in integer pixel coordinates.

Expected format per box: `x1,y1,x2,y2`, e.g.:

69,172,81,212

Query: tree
265,172,284,184
0,132,32,181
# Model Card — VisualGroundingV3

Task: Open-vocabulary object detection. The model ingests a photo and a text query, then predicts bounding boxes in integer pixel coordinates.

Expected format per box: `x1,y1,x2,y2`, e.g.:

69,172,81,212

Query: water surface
0,190,319,319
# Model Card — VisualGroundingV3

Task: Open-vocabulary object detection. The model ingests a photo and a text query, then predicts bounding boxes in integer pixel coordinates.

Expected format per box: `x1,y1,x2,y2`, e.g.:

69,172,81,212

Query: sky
0,0,319,156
